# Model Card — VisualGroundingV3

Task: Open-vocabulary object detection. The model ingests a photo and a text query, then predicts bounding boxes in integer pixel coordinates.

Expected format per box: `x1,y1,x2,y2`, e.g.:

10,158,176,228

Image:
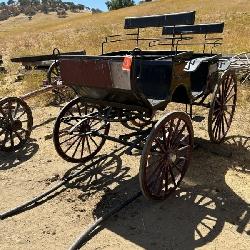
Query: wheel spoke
217,116,222,140
89,135,99,148
222,112,230,128
76,103,82,116
0,129,5,137
155,138,166,153
164,165,169,192
225,109,233,116
7,100,13,121
15,111,26,120
10,131,14,149
165,119,174,148
147,159,164,183
212,110,221,124
1,131,10,146
172,162,182,173
226,92,236,103
72,137,83,158
214,116,221,140
14,131,23,142
221,114,225,136
0,106,7,118
86,136,92,154
154,168,165,195
60,134,79,145
212,113,222,133
225,83,235,100
146,155,164,169
169,167,177,188
64,136,81,153
177,145,191,154
170,118,181,143
171,123,187,147
162,127,167,150
13,102,21,118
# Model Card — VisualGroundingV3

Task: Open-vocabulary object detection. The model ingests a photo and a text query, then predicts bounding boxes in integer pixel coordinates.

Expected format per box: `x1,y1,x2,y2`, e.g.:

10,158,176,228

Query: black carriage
52,11,237,200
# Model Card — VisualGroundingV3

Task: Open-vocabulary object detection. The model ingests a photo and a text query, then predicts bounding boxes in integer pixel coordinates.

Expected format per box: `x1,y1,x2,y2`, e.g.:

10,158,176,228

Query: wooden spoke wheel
208,70,237,143
0,97,33,152
139,111,194,200
53,97,110,163
47,61,61,85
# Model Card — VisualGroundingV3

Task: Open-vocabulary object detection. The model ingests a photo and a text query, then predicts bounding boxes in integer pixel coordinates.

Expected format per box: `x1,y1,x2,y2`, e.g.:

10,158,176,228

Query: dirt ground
0,85,249,250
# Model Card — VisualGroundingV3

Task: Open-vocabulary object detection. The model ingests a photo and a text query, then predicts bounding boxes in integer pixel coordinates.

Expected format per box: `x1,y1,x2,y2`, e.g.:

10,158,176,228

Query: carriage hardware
53,47,61,63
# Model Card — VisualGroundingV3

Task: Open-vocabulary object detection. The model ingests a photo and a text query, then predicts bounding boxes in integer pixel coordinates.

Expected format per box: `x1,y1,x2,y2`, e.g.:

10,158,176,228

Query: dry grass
0,0,249,101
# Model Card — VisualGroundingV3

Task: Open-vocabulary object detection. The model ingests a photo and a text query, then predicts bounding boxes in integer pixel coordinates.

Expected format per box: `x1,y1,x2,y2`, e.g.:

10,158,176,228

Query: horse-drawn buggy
51,11,237,200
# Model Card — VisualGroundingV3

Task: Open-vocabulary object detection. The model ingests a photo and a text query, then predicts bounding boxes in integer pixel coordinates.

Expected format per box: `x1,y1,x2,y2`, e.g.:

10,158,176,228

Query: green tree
105,0,134,11
7,0,15,5
18,0,31,7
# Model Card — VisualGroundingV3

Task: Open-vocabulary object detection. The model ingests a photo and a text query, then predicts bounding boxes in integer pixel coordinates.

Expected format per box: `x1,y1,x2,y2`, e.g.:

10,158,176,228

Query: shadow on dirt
0,139,39,170
1,135,249,249
32,117,56,130
68,135,249,249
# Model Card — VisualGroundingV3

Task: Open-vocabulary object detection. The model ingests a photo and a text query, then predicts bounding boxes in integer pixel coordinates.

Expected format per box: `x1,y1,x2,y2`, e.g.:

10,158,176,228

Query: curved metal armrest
184,54,220,72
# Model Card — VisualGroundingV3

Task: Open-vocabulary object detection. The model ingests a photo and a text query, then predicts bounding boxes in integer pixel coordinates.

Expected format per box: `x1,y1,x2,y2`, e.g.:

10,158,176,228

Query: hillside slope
0,0,249,60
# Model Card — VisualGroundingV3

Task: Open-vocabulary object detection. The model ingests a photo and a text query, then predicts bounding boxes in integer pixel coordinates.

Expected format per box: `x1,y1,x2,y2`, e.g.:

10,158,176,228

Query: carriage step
191,115,205,122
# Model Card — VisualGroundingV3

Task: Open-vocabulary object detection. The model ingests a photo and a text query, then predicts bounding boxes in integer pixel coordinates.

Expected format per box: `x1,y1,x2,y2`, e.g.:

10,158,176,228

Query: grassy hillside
0,0,249,98
0,0,249,57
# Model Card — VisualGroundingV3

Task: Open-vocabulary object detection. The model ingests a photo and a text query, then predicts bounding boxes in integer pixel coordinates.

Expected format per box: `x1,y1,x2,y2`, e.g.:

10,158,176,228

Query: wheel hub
168,152,177,163
5,119,22,132
12,120,22,131
79,123,91,133
0,119,22,131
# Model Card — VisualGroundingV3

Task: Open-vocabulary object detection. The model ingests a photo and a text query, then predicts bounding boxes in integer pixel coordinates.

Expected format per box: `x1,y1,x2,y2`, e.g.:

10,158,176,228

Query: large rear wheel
208,70,237,143
139,111,194,200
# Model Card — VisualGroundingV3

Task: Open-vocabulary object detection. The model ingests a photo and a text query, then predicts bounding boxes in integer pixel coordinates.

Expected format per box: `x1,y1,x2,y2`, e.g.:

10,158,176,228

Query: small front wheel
53,97,110,163
0,97,33,152
139,111,194,200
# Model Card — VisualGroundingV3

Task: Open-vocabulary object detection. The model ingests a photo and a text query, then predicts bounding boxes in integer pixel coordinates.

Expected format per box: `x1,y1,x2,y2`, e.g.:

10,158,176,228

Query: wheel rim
208,70,237,143
139,112,193,200
47,61,61,85
0,97,33,152
53,97,110,163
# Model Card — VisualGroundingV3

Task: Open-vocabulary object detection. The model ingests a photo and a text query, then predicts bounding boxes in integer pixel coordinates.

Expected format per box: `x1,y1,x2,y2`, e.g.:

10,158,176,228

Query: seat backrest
124,11,195,29
162,23,224,35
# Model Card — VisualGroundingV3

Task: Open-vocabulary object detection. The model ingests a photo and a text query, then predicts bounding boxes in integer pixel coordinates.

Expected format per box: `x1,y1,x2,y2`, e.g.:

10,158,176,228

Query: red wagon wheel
0,97,33,152
139,111,194,200
53,97,110,163
208,70,237,143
